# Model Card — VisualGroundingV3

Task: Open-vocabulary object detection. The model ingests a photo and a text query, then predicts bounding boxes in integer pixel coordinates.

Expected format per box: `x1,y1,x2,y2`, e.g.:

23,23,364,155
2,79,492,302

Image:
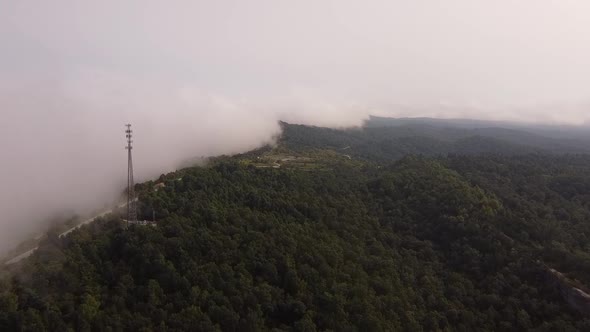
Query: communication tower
125,124,137,223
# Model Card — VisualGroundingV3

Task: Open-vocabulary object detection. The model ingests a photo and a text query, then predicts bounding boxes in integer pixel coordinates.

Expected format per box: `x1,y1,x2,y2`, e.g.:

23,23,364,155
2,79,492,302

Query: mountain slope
2,121,590,330
365,116,590,152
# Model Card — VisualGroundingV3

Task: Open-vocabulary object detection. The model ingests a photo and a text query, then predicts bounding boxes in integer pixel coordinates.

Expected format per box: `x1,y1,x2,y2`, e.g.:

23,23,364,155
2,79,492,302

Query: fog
1,1,590,253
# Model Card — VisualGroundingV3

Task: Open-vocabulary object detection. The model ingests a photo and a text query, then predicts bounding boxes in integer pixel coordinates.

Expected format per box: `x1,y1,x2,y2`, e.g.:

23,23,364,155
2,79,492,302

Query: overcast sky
3,1,590,118
1,1,590,252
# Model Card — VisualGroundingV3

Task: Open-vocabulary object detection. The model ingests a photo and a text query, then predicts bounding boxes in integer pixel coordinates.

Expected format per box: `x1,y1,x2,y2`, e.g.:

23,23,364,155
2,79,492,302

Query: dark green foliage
2,122,590,331
280,121,589,162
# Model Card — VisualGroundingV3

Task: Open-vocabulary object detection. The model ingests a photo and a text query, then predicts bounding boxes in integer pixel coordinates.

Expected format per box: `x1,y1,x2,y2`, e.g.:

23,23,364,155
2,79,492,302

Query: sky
1,0,590,252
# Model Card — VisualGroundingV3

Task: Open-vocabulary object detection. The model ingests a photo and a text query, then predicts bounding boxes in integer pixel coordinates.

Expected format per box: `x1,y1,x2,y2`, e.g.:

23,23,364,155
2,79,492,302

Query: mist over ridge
2,0,590,253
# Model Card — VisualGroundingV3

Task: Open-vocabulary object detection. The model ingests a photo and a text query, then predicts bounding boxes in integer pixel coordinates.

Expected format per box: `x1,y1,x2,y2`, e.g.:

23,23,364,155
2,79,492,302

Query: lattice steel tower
125,124,137,223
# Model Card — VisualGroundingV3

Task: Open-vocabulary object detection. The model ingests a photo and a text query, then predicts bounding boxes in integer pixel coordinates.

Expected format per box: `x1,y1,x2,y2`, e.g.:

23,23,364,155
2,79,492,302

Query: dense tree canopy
1,122,590,331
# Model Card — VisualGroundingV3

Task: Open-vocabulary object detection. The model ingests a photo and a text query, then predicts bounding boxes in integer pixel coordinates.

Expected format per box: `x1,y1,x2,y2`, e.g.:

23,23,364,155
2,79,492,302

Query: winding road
4,201,130,265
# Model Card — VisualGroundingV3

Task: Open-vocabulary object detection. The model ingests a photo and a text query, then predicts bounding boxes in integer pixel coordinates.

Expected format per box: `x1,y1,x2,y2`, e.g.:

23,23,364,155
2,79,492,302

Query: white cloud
1,0,590,251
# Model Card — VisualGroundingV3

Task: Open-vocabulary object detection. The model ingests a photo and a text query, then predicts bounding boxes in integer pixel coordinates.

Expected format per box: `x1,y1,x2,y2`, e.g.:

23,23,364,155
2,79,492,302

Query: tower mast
125,124,137,224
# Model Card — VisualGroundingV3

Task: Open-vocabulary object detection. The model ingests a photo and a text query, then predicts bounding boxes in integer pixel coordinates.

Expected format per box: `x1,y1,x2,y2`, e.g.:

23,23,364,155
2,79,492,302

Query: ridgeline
2,119,590,331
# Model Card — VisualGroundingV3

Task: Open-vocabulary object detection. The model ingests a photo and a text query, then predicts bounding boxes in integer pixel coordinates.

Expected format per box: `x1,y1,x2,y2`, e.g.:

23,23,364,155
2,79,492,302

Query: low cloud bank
3,0,590,253
0,68,370,253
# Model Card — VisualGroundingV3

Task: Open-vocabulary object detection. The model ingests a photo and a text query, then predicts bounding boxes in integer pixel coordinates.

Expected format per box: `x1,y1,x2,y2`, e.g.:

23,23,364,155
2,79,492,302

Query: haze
1,1,589,253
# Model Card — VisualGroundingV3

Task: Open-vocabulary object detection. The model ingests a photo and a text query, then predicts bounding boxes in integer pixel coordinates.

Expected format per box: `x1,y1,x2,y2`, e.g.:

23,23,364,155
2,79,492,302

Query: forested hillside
281,120,590,161
2,121,590,331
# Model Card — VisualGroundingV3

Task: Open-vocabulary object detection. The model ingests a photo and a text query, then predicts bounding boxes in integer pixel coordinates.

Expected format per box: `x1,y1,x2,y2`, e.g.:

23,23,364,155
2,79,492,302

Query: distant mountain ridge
367,115,590,140
279,117,590,162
